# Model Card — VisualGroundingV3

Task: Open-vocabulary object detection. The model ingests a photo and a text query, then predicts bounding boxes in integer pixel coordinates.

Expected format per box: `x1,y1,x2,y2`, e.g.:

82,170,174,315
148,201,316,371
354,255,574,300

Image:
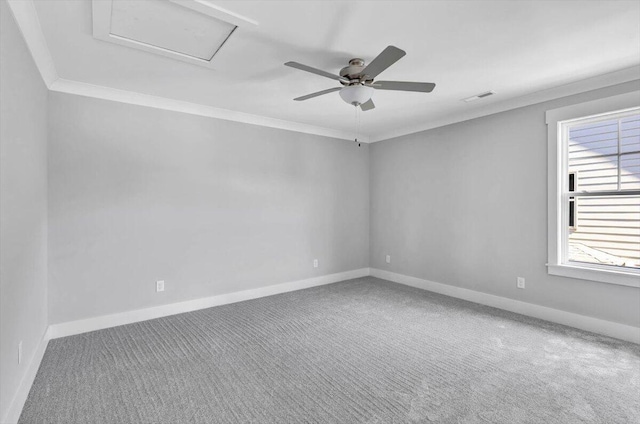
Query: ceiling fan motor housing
339,58,373,85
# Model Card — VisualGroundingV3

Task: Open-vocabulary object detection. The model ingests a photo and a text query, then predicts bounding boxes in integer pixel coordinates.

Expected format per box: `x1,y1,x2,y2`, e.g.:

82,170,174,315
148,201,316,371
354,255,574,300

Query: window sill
547,263,640,288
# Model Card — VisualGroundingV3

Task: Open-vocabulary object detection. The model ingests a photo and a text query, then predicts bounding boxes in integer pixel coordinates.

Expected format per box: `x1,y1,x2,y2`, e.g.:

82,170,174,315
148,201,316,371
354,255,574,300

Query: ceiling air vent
462,91,495,103
92,0,257,69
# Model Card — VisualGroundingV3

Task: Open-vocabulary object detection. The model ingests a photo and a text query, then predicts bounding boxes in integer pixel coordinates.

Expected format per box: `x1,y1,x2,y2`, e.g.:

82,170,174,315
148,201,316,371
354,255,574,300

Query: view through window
566,111,640,270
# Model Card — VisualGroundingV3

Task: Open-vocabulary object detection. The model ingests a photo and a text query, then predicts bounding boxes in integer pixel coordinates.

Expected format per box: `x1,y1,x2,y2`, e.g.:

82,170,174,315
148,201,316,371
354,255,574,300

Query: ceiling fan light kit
339,85,374,106
285,45,436,112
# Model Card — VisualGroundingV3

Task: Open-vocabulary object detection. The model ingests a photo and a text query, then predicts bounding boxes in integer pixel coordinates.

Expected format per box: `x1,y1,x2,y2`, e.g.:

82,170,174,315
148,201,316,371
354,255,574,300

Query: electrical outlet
18,341,23,365
386,255,391,264
156,280,165,292
313,259,318,268
517,277,525,289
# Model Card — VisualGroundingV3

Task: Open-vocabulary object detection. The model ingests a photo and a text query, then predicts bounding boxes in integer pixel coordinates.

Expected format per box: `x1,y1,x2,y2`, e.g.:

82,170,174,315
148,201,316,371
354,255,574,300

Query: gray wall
48,93,370,324
0,1,49,419
370,80,640,327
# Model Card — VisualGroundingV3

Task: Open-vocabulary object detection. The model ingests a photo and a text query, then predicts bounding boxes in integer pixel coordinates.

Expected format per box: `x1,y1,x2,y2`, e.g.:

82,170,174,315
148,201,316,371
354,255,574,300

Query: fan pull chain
354,105,361,147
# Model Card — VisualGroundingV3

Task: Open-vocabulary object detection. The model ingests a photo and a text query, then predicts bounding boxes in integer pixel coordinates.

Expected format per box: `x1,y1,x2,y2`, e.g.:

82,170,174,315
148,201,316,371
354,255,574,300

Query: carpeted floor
20,277,640,423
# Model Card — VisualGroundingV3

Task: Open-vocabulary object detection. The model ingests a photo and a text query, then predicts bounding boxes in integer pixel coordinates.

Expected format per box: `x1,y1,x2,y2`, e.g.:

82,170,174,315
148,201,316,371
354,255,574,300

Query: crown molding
7,0,639,144
369,66,640,142
49,79,366,142
6,0,365,142
6,0,58,87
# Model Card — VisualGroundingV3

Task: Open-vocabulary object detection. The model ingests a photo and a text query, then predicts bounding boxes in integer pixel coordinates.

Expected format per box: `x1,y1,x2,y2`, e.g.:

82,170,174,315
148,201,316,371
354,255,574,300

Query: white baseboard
2,331,49,424
10,267,635,423
47,268,370,340
48,266,638,343
370,268,640,344
5,267,636,423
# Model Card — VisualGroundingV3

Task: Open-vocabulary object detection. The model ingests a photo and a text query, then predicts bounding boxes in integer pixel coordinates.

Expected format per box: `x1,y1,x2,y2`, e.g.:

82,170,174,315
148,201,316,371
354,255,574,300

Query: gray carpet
20,277,640,423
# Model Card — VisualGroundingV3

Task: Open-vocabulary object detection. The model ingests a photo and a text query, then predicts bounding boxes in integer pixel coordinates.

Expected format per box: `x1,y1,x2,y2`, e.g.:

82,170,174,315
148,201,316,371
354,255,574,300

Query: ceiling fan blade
285,62,348,83
374,81,436,93
294,87,342,101
360,46,406,78
360,99,375,111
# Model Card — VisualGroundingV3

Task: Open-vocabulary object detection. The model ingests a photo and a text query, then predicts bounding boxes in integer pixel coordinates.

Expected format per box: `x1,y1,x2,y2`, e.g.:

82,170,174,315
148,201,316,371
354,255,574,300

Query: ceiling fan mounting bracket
339,58,373,86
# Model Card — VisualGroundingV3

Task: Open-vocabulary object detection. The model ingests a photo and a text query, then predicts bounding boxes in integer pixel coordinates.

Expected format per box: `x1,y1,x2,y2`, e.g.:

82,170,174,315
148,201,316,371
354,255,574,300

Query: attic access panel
92,0,257,68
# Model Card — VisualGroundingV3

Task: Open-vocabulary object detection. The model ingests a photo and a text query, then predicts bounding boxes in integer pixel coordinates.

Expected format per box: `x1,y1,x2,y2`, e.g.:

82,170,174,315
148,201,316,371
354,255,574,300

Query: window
547,91,640,287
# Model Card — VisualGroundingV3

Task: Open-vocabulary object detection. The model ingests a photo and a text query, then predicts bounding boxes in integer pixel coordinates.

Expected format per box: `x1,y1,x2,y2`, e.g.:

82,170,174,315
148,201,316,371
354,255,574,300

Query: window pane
621,137,640,154
620,152,640,189
569,119,618,192
568,114,640,195
568,195,640,269
620,115,640,153
620,115,640,131
570,156,618,190
570,120,618,138
564,111,640,272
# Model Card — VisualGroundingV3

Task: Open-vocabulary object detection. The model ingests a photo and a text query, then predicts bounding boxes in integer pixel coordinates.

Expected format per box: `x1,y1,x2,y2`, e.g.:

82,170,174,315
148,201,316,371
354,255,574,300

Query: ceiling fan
285,46,435,111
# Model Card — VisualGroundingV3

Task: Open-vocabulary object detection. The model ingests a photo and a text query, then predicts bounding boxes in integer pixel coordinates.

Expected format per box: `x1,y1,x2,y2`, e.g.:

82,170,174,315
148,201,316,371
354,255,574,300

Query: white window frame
546,90,640,288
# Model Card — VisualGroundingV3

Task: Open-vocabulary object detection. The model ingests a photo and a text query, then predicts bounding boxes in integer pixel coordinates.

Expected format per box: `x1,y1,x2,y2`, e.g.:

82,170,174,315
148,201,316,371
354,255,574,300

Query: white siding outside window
546,91,640,287
567,112,640,267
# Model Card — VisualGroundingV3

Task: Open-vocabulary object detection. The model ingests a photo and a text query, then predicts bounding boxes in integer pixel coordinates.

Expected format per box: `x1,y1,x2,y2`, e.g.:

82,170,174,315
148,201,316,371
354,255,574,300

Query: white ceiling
31,0,640,141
